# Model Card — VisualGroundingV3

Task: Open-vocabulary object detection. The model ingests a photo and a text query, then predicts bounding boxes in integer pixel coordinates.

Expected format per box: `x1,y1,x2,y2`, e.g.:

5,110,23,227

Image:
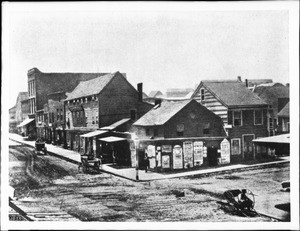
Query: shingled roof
65,72,118,101
277,102,289,117
196,80,267,107
133,100,192,126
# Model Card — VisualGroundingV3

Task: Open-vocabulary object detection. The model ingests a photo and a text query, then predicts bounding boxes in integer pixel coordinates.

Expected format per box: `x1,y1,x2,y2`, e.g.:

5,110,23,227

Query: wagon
223,189,258,217
79,155,101,173
34,140,47,155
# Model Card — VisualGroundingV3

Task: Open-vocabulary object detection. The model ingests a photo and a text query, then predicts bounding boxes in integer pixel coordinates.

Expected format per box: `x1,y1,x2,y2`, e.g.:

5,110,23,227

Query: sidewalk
9,133,289,182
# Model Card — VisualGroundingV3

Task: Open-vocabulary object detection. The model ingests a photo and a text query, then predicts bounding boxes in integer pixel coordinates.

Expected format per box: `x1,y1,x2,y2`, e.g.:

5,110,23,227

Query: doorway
243,134,255,159
207,146,218,166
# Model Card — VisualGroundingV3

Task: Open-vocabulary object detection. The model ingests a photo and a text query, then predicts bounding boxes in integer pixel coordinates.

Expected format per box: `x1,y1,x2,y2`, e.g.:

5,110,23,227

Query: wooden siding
193,85,228,124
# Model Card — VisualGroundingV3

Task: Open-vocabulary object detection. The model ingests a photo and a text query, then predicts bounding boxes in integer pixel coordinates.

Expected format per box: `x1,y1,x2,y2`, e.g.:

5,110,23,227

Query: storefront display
193,141,204,166
183,141,194,168
220,139,230,164
162,155,170,168
173,145,183,169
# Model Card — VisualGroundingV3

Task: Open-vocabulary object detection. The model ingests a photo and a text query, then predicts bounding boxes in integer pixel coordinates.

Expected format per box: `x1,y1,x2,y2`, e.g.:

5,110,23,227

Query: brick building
27,68,110,139
64,71,153,153
132,99,228,171
15,92,29,126
191,78,269,161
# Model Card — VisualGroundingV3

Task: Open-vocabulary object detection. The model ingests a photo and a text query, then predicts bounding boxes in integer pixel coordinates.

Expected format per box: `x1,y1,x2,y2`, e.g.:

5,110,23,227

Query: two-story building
132,99,228,171
9,106,17,133
191,78,269,162
64,71,153,158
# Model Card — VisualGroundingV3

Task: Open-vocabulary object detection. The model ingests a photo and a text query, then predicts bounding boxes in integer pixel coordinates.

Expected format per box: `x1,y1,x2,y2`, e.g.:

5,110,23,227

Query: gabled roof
148,91,163,98
65,72,118,101
193,80,267,107
277,102,289,117
165,88,194,98
133,100,192,126
247,79,273,87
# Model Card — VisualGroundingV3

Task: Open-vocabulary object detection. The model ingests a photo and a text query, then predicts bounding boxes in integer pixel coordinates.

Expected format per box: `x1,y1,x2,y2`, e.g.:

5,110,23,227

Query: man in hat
238,189,253,211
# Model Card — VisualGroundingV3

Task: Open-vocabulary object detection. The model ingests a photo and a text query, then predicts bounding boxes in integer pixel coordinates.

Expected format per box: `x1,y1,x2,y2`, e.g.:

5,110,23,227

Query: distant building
132,99,228,171
191,77,269,161
277,102,289,134
148,90,163,98
246,79,273,89
9,106,17,133
253,83,289,135
15,92,29,125
165,88,194,99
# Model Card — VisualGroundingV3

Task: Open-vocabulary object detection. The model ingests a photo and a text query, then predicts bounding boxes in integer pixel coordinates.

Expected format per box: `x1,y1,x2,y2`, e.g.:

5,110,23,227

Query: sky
3,2,294,109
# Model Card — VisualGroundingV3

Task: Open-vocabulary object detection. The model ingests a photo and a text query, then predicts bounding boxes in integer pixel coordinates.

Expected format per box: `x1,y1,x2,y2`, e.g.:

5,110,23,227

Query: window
146,128,150,136
269,118,273,130
57,109,60,121
231,138,241,155
177,124,184,137
203,122,210,135
233,111,242,126
254,110,263,125
200,88,205,101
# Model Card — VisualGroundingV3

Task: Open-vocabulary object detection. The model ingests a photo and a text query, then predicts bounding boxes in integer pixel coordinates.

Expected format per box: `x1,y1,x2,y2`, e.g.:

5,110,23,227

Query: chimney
245,79,248,88
137,83,143,102
155,99,162,107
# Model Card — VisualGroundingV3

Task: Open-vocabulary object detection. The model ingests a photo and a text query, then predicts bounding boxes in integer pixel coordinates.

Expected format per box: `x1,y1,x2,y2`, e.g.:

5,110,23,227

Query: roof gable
65,72,119,101
193,80,267,107
277,102,289,117
133,100,192,126
148,91,163,98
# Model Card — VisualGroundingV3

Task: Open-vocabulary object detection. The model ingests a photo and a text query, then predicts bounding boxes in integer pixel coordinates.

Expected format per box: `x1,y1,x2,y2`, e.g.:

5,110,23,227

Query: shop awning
17,118,35,127
100,118,131,130
253,134,290,144
80,130,108,138
98,136,127,143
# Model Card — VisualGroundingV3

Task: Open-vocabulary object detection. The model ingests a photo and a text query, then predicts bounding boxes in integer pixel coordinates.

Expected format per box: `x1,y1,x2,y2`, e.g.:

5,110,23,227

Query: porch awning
80,130,108,138
17,118,35,127
253,134,290,144
99,118,131,130
98,136,127,143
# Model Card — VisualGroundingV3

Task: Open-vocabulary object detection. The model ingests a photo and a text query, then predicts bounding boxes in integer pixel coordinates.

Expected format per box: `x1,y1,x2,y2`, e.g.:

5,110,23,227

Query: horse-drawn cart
79,155,101,173
34,139,47,155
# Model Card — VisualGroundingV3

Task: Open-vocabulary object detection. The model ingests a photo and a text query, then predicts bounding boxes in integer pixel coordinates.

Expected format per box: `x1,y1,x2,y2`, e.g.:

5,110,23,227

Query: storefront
130,137,230,172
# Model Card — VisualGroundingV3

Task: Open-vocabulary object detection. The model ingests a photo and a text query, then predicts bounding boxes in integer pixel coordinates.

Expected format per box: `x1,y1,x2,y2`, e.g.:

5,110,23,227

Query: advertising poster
162,155,170,168
193,141,203,166
203,146,207,157
173,145,183,169
183,141,194,168
130,150,136,167
220,139,230,164
156,147,161,167
147,145,155,157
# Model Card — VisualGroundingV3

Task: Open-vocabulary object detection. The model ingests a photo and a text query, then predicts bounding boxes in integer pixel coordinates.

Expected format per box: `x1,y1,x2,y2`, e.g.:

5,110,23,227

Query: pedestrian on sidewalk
144,153,150,173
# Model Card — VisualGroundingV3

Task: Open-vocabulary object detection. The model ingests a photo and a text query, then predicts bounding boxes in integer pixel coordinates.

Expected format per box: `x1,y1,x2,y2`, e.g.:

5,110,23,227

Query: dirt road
9,144,289,222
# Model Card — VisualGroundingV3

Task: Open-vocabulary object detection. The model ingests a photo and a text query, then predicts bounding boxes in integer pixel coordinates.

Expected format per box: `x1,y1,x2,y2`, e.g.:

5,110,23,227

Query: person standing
238,189,253,211
144,153,150,173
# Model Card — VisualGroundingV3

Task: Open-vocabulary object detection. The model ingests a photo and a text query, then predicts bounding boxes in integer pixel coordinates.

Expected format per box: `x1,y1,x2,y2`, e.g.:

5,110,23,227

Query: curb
9,137,289,182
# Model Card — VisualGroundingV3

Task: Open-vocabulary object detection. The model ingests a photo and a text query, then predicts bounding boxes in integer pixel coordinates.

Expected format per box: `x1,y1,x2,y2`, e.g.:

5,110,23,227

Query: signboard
147,145,155,157
162,155,170,168
162,145,172,153
183,141,194,168
220,139,230,164
173,145,183,169
193,141,204,166
147,145,156,168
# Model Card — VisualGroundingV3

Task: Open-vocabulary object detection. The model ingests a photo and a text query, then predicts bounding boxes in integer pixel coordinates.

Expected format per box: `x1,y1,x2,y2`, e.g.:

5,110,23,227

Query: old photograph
2,1,299,230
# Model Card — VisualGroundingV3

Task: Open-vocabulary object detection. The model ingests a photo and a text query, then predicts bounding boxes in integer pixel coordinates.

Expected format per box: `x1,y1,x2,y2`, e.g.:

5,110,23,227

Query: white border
2,1,299,230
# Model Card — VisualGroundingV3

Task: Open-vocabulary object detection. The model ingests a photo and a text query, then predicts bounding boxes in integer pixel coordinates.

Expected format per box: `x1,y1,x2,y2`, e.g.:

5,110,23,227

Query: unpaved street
9,144,289,222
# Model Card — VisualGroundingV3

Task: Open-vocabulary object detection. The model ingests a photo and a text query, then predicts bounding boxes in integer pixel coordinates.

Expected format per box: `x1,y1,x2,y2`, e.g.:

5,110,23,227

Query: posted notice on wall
183,141,194,168
193,141,204,166
162,155,170,168
220,139,230,164
173,145,183,169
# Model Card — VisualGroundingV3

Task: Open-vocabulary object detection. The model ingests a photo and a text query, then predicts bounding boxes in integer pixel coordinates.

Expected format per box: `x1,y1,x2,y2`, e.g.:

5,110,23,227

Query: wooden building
277,102,290,134
191,78,270,161
132,99,228,171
